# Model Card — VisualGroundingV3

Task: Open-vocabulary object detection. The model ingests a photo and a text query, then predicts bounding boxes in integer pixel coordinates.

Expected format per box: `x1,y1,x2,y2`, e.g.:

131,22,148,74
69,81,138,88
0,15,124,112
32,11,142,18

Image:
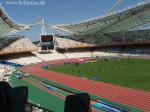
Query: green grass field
48,58,150,92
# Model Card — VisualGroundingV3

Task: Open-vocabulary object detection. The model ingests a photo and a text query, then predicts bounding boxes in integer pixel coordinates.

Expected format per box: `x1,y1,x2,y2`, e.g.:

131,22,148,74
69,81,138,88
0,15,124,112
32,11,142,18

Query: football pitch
48,58,150,92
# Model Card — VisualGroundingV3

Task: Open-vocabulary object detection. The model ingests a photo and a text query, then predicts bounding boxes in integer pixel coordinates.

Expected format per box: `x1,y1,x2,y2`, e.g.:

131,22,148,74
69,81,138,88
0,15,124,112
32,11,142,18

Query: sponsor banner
93,100,129,112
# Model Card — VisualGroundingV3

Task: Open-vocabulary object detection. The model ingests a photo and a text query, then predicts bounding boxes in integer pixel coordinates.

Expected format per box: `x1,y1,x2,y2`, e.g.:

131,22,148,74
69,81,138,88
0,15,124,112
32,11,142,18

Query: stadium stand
0,68,5,78
0,36,20,50
92,51,119,57
55,36,95,49
33,50,67,61
0,5,39,65
92,44,150,55
64,51,91,58
0,64,15,81
57,29,150,45
9,56,42,65
52,1,150,59
0,36,38,55
55,29,150,57
0,52,42,65
0,2,150,65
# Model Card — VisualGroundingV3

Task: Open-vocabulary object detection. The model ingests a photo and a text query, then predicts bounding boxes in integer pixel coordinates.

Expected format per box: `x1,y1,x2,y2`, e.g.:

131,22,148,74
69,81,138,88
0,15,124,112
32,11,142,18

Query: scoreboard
41,35,54,50
41,35,53,42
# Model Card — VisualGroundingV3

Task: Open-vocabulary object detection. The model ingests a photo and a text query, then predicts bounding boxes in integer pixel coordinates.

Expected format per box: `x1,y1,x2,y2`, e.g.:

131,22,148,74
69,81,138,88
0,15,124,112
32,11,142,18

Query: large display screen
41,35,54,50
41,35,53,42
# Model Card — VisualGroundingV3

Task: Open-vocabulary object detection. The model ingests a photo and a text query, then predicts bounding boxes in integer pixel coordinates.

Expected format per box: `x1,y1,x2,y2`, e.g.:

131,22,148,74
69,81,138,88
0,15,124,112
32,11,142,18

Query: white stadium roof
0,4,29,37
53,1,150,35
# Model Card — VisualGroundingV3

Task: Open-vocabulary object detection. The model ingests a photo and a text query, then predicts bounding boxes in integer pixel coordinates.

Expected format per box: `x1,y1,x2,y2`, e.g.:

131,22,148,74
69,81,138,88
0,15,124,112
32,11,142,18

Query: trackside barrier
93,100,130,112
0,60,23,67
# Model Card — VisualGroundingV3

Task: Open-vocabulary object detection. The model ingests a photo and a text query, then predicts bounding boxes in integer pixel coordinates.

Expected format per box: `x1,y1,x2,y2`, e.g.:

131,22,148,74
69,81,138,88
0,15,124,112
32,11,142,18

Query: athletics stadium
0,0,150,112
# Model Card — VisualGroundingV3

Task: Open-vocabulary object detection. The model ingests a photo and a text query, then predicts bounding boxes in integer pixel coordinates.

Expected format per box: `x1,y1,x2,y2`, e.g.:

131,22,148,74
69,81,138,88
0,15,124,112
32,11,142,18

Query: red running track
21,58,150,111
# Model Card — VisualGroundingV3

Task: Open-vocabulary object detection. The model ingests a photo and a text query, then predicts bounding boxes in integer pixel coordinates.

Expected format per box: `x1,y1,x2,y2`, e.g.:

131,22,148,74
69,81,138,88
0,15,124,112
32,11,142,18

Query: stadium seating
0,36,21,50
55,36,95,49
2,37,37,53
0,64,15,81
33,51,67,61
58,29,150,45
0,35,38,55
92,51,119,57
9,56,42,65
0,69,5,77
65,51,91,58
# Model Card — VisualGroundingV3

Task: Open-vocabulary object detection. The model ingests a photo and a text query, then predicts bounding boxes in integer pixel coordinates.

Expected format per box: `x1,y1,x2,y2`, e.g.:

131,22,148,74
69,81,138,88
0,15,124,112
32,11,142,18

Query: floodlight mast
40,17,47,35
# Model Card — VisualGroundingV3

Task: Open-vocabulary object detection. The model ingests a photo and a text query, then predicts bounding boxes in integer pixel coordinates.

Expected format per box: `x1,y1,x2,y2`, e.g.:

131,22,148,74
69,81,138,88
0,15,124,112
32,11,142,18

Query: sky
0,0,148,41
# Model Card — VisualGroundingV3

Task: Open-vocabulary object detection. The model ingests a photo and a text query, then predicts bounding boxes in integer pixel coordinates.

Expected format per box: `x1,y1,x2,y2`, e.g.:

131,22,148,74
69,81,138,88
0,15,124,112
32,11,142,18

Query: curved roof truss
53,1,150,35
0,5,29,37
